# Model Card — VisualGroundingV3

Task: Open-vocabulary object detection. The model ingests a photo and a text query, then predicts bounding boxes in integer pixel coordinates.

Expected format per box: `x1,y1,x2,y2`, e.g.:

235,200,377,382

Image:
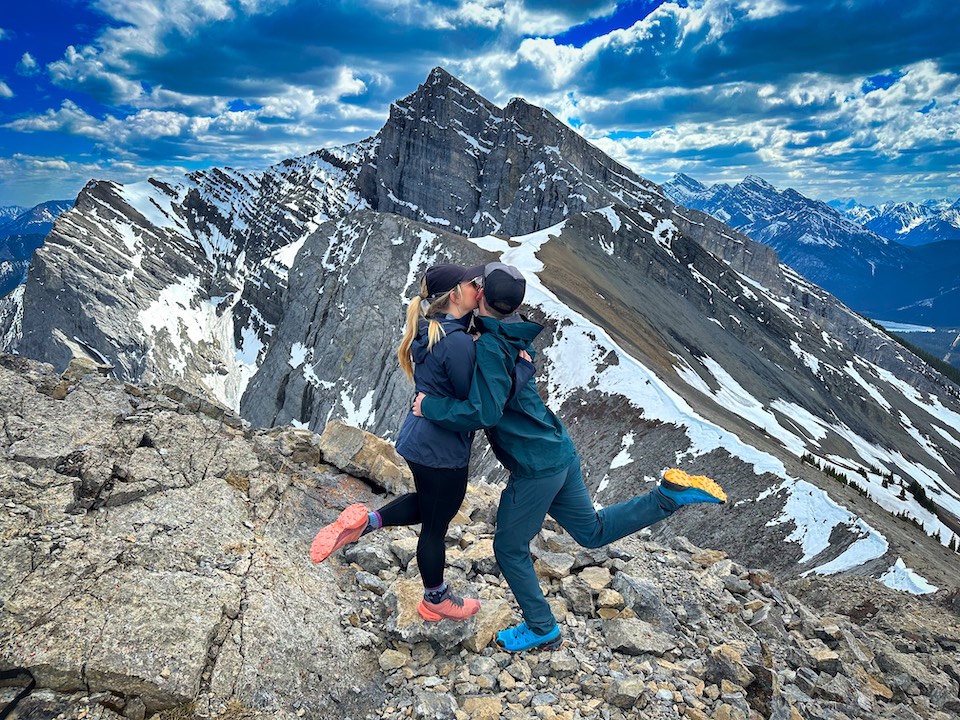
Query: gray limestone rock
3,353,960,720
0,355,385,719
414,690,458,719
317,419,414,493
611,572,678,631
601,618,677,657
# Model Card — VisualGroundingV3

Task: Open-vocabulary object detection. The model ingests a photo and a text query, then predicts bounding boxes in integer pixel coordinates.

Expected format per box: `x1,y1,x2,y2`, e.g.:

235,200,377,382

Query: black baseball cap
482,262,526,314
424,263,485,298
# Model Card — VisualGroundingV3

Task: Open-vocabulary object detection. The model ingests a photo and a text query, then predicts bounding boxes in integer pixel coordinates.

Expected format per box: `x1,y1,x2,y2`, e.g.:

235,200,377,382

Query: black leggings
376,460,469,589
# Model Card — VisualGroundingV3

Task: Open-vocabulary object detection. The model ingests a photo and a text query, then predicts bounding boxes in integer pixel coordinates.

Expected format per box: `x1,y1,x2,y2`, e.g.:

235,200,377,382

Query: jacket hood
475,314,543,348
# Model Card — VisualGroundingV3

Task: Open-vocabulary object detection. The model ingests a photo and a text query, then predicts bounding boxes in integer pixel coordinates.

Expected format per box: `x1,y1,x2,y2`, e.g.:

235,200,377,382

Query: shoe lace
444,592,465,608
508,623,530,641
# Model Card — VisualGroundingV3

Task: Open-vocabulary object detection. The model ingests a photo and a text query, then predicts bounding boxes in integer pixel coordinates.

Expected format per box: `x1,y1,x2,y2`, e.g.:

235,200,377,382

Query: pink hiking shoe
310,504,369,563
417,591,481,622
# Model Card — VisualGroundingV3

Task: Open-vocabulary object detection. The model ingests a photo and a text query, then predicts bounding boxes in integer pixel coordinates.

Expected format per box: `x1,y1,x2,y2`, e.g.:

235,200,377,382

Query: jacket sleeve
440,331,476,400
421,337,514,431
509,356,536,402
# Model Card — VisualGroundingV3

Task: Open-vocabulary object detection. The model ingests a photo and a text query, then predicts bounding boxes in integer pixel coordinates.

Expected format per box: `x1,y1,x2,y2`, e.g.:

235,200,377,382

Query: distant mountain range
0,206,26,223
830,197,960,246
0,200,73,297
662,174,960,332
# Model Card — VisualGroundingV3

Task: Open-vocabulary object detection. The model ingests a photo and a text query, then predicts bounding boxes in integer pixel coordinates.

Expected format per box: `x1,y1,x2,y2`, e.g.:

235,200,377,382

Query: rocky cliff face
4,68,960,595
8,145,372,411
368,69,660,237
1,356,958,720
0,354,388,719
239,209,494,433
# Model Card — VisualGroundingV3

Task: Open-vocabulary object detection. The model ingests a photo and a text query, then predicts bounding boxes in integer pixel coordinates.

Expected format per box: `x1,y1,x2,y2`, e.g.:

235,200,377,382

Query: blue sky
1,0,958,208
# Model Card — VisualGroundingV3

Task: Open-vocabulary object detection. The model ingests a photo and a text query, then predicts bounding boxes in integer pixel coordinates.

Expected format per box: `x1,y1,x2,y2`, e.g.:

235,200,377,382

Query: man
413,262,726,652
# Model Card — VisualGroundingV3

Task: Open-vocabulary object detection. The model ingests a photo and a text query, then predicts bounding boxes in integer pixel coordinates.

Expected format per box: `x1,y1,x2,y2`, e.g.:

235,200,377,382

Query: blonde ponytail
396,277,459,383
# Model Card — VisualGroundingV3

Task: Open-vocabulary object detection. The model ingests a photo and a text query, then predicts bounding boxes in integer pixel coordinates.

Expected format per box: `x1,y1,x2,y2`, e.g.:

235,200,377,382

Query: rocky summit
1,355,958,720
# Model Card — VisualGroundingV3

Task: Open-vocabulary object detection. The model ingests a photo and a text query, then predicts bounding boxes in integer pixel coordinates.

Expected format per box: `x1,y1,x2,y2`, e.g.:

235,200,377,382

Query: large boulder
317,419,414,494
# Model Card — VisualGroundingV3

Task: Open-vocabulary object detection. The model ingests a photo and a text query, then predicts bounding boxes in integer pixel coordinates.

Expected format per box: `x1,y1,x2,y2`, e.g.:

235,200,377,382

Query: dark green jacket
421,314,576,479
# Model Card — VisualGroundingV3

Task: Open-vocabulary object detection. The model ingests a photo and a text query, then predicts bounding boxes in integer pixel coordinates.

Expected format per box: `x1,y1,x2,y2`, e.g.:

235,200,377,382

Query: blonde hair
397,277,461,382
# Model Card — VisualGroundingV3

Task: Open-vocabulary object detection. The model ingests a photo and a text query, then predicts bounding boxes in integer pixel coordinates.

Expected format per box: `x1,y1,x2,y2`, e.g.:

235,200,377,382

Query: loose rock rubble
1,354,958,720
330,491,960,720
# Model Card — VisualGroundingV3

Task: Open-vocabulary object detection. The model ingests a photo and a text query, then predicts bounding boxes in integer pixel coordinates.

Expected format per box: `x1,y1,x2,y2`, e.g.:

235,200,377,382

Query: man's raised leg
548,458,724,548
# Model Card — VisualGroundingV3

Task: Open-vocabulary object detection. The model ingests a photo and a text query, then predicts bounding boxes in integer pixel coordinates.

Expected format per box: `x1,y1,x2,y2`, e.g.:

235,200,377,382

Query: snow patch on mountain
880,557,939,593
138,276,255,410
744,477,889,579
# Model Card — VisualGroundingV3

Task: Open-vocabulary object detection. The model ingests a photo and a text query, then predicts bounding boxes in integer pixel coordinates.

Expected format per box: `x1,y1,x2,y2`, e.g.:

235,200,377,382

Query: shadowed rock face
368,68,661,238
1,355,958,720
2,68,960,597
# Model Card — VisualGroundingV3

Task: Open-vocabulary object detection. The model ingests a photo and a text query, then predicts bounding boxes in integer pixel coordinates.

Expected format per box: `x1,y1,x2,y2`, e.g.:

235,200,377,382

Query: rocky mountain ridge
3,68,960,596
1,355,958,720
0,206,24,223
662,174,960,328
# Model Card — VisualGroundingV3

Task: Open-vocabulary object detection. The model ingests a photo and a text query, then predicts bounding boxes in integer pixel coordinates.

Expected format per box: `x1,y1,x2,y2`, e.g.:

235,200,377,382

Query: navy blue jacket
394,314,476,469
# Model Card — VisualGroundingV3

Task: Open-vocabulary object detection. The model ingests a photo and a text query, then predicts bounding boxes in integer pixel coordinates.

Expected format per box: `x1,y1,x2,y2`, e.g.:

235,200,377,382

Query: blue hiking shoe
495,622,562,652
659,468,727,505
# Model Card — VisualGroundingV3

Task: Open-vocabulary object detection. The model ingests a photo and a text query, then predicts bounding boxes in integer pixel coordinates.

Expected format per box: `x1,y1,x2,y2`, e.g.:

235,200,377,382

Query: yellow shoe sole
662,468,727,504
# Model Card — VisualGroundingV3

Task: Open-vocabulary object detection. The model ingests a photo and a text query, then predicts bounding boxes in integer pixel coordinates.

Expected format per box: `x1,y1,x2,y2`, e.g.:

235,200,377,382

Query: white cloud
501,0,619,36
0,153,193,206
455,0,504,29
17,52,38,75
15,156,71,171
740,0,795,21
48,45,146,104
4,100,111,139
329,67,368,98
0,81,12,99
515,38,584,89
92,0,236,36
4,100,216,148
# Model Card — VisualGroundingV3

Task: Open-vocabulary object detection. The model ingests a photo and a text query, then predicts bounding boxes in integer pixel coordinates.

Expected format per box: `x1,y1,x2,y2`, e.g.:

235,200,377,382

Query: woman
310,262,485,622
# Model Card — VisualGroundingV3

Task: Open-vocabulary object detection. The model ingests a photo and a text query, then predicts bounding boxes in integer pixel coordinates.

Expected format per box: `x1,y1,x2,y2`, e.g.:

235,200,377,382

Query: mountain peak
672,173,707,192
372,68,658,237
394,66,498,121
423,66,480,100
425,65,458,88
741,174,776,191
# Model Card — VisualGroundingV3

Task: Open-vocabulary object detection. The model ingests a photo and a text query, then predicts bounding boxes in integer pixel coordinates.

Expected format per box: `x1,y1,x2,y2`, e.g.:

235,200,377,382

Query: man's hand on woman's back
413,392,426,416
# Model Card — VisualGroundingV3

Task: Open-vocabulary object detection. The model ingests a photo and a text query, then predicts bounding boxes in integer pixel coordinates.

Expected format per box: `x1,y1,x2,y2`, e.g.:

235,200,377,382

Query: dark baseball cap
424,263,485,298
482,262,526,314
